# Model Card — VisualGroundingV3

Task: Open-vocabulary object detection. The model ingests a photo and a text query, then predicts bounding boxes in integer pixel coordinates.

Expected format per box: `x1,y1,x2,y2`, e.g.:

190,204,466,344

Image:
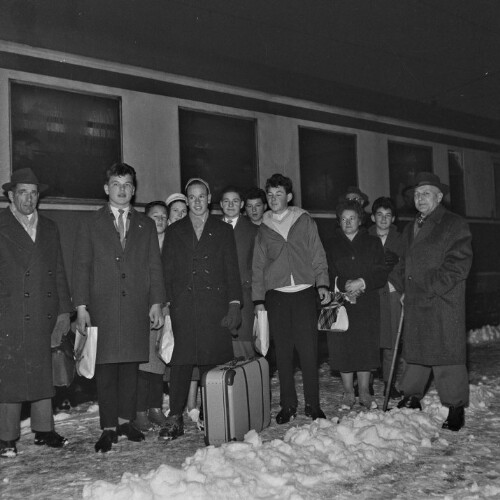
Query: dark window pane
388,141,432,216
494,162,500,218
299,127,357,211
11,82,121,200
179,109,257,203
448,150,466,216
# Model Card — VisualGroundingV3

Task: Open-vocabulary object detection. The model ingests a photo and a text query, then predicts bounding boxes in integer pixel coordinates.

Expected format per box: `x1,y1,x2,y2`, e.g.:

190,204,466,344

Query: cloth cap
184,177,211,195
2,168,48,193
165,193,187,207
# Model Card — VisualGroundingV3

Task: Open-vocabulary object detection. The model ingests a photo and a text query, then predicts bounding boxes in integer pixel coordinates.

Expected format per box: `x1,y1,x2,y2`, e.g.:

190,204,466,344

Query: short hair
371,196,397,217
105,162,137,185
220,185,243,200
336,199,364,221
265,173,293,194
145,200,168,216
245,187,267,205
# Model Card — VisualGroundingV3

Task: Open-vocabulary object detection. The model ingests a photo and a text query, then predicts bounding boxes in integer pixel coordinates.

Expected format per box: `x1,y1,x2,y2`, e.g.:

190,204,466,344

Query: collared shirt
10,204,38,242
223,216,238,229
109,204,131,237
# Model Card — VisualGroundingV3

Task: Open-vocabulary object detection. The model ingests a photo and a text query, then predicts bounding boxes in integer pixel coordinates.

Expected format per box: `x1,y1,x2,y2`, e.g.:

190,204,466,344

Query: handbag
252,309,269,356
52,330,76,387
156,315,175,364
317,277,349,332
74,327,98,378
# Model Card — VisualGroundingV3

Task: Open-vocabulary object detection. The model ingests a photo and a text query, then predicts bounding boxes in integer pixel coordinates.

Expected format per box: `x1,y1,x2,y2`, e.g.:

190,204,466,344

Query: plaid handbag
317,302,349,332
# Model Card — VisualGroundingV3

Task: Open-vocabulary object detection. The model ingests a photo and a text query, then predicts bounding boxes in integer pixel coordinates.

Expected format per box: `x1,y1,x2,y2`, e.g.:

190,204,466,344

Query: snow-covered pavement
1,326,499,499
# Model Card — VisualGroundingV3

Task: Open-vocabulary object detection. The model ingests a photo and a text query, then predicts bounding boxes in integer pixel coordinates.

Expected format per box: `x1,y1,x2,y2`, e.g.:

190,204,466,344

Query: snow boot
359,393,378,410
95,429,118,453
148,408,168,428
134,411,154,432
340,392,356,410
117,422,145,442
305,404,326,420
397,396,422,410
158,414,184,440
442,406,465,431
276,406,297,424
34,430,68,448
0,440,17,458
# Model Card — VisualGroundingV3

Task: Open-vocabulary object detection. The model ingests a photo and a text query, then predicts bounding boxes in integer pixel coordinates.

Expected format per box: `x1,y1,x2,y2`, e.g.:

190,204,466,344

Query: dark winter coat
72,206,166,364
0,209,72,402
391,204,472,365
324,229,387,372
162,215,242,365
368,225,404,349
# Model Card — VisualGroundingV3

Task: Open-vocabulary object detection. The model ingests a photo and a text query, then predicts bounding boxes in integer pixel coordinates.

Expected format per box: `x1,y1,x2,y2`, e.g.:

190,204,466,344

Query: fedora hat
414,172,449,195
2,168,48,193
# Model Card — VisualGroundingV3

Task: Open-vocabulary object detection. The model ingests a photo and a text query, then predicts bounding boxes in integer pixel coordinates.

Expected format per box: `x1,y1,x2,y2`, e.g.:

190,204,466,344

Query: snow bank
467,324,500,344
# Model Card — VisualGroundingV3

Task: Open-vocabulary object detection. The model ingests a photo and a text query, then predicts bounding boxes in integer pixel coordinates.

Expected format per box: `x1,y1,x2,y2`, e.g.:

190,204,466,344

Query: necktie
118,209,126,248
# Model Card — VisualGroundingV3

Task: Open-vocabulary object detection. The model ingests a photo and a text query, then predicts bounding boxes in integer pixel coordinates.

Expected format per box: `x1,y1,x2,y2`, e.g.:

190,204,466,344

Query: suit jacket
392,204,472,365
72,205,166,364
162,215,242,365
0,209,72,402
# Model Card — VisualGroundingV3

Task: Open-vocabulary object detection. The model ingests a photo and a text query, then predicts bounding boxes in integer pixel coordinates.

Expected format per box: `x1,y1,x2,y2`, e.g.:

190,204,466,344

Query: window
299,127,357,212
494,162,500,218
388,141,432,216
448,150,466,216
10,82,121,200
179,109,257,203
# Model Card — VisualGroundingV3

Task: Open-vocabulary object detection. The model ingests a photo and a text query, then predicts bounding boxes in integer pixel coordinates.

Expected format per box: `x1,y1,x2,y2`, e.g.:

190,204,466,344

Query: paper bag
157,315,175,364
253,310,269,356
74,327,98,378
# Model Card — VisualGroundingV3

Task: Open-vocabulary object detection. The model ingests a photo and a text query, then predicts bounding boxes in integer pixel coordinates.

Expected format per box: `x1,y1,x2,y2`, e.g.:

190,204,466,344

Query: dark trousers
169,364,214,416
95,362,139,429
136,371,164,411
266,287,320,409
399,363,469,407
0,399,53,441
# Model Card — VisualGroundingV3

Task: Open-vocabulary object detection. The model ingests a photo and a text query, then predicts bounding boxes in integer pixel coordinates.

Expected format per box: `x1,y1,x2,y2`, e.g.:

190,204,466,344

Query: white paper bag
74,327,98,379
253,310,269,356
157,315,175,364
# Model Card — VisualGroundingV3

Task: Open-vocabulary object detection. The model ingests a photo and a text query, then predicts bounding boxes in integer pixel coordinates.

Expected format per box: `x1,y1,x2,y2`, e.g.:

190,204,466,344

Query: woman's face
169,201,188,223
340,209,361,236
148,205,168,235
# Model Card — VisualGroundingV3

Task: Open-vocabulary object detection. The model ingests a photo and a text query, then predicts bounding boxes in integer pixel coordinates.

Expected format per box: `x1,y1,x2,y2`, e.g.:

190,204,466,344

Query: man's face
104,175,135,208
266,186,292,215
9,183,39,216
187,183,211,217
245,198,266,224
148,205,168,235
414,185,442,216
371,208,395,232
220,191,244,219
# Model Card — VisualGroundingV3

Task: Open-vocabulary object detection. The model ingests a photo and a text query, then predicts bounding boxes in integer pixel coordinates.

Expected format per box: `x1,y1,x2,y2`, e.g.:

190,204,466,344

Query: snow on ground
1,325,500,500
467,324,500,344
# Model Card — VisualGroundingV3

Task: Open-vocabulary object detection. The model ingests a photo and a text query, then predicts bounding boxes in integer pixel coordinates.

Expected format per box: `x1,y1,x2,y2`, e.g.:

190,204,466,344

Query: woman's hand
345,278,364,294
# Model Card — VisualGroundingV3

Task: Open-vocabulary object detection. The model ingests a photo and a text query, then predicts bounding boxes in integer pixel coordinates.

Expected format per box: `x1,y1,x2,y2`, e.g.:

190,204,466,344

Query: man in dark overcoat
73,163,166,452
392,172,473,431
220,185,258,358
160,178,242,440
0,168,72,458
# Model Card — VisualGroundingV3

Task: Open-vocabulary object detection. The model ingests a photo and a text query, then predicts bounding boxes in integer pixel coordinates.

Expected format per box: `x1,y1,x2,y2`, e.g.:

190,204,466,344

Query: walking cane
382,305,404,412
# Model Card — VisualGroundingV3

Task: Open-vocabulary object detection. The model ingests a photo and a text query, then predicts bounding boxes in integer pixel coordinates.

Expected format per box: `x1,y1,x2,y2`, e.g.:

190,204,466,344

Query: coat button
204,269,210,274
408,275,413,280
24,292,30,298
25,271,30,277
47,314,52,319
116,257,121,262
351,256,355,260
48,270,53,276
122,273,126,278
47,292,52,297
187,286,192,292
25,314,30,320
192,270,196,274
122,291,126,296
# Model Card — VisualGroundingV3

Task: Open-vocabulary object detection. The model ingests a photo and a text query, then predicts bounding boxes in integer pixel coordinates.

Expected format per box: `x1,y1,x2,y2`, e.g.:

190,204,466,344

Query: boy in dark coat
73,163,166,452
0,168,72,458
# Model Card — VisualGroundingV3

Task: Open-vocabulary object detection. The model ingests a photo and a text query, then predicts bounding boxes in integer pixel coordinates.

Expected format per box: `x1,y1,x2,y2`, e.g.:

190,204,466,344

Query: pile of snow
467,324,500,344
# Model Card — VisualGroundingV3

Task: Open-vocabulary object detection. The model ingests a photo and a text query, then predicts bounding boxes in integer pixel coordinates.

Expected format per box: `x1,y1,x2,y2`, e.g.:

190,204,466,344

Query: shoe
133,411,154,432
276,406,297,424
158,414,184,440
95,429,118,453
442,406,465,432
340,392,356,410
397,396,422,410
147,408,168,428
359,393,378,410
116,422,145,442
384,382,402,399
304,404,326,420
34,430,68,448
0,440,17,458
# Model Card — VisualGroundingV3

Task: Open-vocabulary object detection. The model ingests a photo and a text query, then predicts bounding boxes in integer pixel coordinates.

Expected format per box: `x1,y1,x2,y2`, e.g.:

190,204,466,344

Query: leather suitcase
201,357,271,446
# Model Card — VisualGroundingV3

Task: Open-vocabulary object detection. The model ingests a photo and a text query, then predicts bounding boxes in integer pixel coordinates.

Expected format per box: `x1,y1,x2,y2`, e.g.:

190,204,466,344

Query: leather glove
221,303,242,331
384,249,400,271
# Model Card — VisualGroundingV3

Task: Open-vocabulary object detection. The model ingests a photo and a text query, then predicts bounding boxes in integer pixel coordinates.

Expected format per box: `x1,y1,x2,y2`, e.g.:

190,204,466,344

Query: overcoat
162,215,242,365
391,204,472,365
324,228,387,372
230,216,258,343
72,205,166,364
0,209,72,402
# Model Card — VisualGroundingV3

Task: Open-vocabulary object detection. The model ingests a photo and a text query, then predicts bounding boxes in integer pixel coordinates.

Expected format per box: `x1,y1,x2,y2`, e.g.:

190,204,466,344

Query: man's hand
150,303,164,329
51,312,71,347
318,287,331,305
76,305,91,335
221,303,242,331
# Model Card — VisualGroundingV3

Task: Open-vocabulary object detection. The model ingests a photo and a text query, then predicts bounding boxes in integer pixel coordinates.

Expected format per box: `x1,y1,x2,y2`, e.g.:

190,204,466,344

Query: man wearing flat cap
0,168,72,458
391,172,473,431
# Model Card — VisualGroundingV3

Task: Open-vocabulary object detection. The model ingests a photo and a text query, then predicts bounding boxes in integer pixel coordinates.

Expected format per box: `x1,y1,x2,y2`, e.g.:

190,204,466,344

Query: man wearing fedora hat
0,168,73,457
391,172,473,431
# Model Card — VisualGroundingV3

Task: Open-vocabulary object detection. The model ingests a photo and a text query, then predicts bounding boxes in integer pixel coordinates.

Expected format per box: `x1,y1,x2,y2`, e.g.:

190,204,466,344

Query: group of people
0,164,472,459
